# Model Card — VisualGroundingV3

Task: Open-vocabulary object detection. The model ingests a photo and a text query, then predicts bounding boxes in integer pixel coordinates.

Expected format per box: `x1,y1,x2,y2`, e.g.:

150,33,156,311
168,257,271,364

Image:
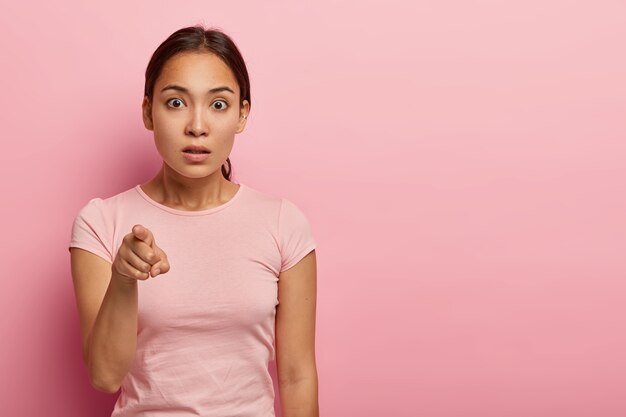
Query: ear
235,100,250,134
142,96,154,131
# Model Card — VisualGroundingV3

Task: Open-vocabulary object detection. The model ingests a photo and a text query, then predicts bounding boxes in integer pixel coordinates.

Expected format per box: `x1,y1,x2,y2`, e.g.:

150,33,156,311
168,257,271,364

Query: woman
69,25,319,417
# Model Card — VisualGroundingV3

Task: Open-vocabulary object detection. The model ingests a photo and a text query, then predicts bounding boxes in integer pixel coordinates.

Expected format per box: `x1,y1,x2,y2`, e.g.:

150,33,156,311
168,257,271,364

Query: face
142,51,249,181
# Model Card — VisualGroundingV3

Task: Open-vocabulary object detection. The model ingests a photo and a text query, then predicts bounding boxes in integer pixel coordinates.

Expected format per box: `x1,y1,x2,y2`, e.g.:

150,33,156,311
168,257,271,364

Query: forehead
156,52,239,92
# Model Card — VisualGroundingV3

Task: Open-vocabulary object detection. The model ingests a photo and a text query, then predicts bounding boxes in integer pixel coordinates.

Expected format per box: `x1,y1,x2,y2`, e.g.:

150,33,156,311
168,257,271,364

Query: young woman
69,25,319,417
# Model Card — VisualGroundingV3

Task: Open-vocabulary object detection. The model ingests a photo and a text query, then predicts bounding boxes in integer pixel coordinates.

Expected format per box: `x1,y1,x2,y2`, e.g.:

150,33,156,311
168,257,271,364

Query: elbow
86,356,122,394
84,344,123,394
90,377,121,394
278,363,319,387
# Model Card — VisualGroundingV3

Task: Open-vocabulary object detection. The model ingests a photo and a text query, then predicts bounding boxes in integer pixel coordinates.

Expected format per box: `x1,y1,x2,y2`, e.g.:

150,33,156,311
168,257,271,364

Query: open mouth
183,150,210,154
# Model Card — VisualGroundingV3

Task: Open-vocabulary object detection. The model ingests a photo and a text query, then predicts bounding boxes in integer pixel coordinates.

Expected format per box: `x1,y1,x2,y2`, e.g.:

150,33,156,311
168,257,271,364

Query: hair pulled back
144,25,251,181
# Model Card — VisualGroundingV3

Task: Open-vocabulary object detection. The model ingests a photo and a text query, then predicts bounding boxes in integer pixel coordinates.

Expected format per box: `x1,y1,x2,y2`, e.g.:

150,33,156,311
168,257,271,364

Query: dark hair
144,25,251,181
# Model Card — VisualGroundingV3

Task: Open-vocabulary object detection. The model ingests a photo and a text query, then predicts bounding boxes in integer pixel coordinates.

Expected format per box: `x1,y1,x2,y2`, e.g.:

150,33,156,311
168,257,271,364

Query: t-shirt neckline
134,183,245,216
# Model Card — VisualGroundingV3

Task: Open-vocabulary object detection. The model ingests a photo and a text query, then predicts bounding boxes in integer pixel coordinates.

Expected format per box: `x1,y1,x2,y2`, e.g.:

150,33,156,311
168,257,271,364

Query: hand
112,224,170,283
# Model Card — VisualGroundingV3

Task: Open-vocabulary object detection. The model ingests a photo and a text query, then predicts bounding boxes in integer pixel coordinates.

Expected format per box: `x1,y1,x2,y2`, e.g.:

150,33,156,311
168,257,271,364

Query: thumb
152,246,170,275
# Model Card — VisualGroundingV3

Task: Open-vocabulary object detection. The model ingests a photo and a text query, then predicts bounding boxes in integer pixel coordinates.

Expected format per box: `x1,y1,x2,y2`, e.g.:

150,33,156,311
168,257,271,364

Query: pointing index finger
132,224,154,247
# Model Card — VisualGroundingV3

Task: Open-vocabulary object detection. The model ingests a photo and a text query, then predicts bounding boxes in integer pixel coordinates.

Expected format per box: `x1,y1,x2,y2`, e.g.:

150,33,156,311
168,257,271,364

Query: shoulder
239,184,313,225
241,183,281,204
73,185,140,223
242,184,308,211
238,183,284,219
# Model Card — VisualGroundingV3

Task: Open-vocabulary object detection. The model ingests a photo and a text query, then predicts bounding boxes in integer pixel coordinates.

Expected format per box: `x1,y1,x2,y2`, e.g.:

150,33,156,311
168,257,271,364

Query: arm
275,249,319,417
70,248,138,393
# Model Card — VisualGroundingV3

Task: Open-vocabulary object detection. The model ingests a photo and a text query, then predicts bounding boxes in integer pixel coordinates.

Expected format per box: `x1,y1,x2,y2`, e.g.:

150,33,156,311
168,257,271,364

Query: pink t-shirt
68,183,316,417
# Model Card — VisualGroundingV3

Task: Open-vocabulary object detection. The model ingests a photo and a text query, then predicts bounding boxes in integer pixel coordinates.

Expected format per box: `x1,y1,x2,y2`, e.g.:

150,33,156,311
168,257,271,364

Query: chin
179,168,221,178
163,161,219,178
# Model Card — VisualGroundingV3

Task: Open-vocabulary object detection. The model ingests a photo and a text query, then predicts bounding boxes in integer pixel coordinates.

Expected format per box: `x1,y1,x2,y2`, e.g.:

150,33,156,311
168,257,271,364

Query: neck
146,163,236,210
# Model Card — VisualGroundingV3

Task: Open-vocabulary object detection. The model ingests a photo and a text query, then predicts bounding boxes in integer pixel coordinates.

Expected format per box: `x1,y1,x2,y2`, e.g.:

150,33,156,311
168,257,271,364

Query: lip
182,151,210,162
182,145,211,153
182,145,211,162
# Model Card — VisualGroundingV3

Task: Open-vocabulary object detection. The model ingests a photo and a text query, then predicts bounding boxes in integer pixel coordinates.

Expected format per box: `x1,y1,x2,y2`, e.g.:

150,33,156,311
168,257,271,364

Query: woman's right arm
70,248,138,393
70,224,169,393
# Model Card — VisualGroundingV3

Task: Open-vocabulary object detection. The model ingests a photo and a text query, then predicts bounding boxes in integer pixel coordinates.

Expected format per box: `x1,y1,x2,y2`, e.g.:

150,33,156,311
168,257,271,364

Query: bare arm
70,225,169,393
276,249,319,417
70,248,138,393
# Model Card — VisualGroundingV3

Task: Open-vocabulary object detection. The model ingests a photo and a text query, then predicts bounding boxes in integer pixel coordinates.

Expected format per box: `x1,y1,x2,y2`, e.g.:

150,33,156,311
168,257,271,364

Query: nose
185,107,209,137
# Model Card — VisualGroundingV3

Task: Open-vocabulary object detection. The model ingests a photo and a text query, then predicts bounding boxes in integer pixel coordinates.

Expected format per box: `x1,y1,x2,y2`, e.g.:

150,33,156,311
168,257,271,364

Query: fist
112,224,170,282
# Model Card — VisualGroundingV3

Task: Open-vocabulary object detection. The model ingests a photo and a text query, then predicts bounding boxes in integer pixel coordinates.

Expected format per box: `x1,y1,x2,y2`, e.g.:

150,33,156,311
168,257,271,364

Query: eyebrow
160,84,235,95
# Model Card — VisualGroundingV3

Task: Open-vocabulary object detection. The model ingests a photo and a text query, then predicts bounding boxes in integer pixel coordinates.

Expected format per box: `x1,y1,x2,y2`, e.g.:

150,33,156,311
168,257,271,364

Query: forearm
279,373,319,417
87,271,138,393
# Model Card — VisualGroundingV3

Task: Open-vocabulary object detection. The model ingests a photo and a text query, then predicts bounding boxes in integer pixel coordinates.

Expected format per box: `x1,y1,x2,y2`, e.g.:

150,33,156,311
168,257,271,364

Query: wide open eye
166,98,185,108
211,100,228,111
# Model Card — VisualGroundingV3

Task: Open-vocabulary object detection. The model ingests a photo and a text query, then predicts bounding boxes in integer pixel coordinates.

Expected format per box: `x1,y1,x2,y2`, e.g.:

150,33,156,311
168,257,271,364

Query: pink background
1,1,624,416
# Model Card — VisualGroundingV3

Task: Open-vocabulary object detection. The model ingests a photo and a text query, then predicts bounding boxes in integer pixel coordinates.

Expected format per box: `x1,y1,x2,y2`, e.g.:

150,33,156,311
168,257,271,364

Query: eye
211,100,228,111
166,98,185,108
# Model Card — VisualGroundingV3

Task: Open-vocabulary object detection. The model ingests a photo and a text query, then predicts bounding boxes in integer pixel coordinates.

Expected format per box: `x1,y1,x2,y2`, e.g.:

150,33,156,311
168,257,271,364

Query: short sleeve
278,198,317,272
68,198,114,263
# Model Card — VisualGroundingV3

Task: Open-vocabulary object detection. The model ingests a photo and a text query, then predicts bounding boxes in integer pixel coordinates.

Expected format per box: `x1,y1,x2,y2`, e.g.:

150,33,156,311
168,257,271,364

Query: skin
141,51,249,207
141,51,319,416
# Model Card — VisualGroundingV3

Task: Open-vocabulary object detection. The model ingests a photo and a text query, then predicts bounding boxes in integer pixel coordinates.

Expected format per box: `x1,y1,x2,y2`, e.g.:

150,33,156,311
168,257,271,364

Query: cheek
208,119,240,141
152,126,179,157
152,115,178,140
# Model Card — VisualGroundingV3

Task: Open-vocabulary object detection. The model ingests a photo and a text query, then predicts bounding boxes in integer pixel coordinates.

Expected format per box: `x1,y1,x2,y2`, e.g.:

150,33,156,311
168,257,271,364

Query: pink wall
1,1,624,416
